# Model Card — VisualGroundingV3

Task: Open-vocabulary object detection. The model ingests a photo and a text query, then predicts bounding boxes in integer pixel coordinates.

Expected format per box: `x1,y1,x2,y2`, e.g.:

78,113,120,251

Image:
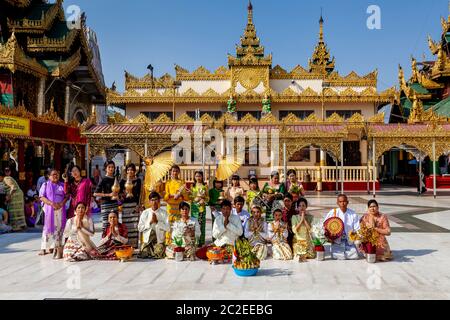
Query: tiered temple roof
0,0,106,106
397,11,450,121
107,1,395,106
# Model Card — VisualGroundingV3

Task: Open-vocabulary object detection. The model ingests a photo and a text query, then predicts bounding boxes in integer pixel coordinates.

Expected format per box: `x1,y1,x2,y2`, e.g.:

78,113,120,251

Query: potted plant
311,222,326,261
173,236,185,262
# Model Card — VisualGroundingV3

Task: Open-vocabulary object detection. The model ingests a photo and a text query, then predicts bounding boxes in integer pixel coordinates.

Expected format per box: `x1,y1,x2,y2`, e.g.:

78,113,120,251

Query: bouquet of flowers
172,236,185,253
288,183,303,195
348,224,379,254
311,221,326,252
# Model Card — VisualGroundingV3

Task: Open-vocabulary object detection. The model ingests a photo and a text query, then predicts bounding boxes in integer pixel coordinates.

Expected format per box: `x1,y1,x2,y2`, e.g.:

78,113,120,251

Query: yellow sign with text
0,115,30,136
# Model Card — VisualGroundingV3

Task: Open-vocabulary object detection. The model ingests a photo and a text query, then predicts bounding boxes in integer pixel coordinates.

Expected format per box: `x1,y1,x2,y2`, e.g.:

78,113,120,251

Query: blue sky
64,0,449,91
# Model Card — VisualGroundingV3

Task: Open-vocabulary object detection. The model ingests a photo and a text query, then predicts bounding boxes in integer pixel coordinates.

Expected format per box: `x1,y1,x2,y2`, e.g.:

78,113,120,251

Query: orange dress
360,213,393,261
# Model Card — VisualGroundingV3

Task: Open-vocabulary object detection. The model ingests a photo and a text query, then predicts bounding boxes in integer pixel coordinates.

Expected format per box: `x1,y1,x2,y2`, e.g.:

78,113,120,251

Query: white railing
162,165,376,183
275,166,376,182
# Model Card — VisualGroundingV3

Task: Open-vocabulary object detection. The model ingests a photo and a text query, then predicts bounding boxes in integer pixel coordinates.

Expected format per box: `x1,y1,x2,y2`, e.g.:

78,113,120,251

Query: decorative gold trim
0,33,48,77
368,113,385,123
4,0,31,7
347,113,365,123
175,65,231,80
325,112,344,123
51,48,81,78
281,113,302,124
153,113,173,123
27,29,78,53
175,113,195,123
129,113,151,124
7,0,64,34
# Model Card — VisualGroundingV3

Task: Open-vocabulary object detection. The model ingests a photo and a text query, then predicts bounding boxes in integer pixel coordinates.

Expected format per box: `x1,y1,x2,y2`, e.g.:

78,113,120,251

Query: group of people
1,161,393,263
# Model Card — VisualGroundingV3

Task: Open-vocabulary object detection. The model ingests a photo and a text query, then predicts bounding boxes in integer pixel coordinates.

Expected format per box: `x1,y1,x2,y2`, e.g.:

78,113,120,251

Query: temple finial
319,9,324,42
247,0,253,24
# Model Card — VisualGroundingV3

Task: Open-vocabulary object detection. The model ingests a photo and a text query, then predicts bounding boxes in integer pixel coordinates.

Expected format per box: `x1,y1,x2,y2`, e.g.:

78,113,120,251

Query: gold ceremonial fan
142,151,175,207
215,154,244,181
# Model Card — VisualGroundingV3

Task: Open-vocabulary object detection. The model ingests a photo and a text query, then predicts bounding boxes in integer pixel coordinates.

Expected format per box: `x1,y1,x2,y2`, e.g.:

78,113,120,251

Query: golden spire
308,13,335,74
411,56,419,83
228,1,272,66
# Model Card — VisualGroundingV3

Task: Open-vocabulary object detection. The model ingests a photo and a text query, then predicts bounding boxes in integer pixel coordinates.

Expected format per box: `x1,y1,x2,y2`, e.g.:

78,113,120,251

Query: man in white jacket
213,199,243,248
324,194,361,260
138,192,169,259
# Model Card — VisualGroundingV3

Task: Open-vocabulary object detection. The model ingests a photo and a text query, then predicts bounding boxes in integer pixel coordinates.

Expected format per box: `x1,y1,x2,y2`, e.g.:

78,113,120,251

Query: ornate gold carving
280,87,298,96
202,88,220,97
107,112,127,124
27,29,78,53
304,113,320,122
281,113,302,124
51,48,81,78
7,0,64,34
182,88,200,97
368,113,385,123
347,113,365,123
428,35,439,55
175,65,230,80
153,113,173,123
37,98,65,125
260,113,278,123
0,33,48,77
175,113,195,123
308,16,335,74
240,113,258,123
199,113,214,123
325,112,344,123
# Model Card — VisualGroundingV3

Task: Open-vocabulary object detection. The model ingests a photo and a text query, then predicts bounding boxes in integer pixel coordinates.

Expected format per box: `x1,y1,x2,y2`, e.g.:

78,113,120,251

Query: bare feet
49,248,54,254
38,250,46,256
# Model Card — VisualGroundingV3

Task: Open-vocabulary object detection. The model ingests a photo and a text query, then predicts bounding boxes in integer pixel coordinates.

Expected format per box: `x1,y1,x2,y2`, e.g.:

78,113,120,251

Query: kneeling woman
244,205,268,260
268,209,293,260
95,211,129,260
63,202,96,262
359,200,393,261
166,202,200,261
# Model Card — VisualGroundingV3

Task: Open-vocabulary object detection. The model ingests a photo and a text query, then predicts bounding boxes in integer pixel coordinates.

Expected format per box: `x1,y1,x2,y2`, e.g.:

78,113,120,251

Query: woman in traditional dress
359,200,393,261
244,205,268,260
208,179,224,241
163,165,188,244
65,165,93,220
190,171,208,247
292,198,317,260
246,177,260,212
39,169,68,259
93,160,119,234
119,163,141,249
95,210,129,260
281,193,298,247
63,202,96,262
261,171,286,222
285,169,305,203
225,175,245,203
268,209,293,260
0,170,26,231
166,202,200,261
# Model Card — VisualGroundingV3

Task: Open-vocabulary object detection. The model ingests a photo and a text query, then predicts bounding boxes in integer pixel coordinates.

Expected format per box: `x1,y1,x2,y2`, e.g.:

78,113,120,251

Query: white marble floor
1,189,450,300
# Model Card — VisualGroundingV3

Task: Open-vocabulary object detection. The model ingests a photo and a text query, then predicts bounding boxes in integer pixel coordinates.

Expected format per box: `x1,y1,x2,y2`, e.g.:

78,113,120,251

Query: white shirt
213,213,243,247
232,208,250,229
27,189,38,198
138,208,170,244
324,207,360,242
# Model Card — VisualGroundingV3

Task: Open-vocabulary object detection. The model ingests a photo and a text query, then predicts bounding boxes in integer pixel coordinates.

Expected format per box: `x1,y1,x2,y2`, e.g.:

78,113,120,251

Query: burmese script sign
0,115,30,136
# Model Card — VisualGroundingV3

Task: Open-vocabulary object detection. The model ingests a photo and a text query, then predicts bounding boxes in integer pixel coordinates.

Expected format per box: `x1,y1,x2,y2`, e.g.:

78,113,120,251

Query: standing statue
227,95,237,113
262,95,271,114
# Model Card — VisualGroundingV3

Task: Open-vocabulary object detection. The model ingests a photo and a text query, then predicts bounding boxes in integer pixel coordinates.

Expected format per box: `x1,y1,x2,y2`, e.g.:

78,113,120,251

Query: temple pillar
64,82,71,123
37,77,46,116
360,140,368,165
317,149,326,191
